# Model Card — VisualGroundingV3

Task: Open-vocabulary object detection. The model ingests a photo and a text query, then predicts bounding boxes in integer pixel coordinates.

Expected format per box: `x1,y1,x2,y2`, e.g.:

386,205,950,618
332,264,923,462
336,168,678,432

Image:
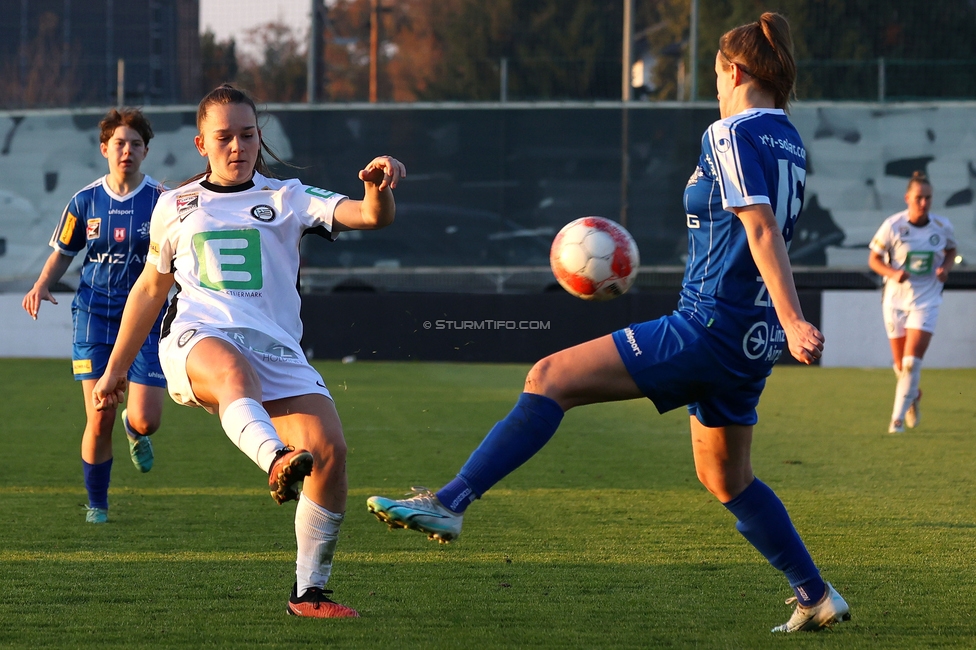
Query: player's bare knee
524,356,560,397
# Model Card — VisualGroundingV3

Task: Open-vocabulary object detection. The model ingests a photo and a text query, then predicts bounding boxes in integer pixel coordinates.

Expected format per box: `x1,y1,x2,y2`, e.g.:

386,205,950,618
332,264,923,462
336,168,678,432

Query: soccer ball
550,216,640,301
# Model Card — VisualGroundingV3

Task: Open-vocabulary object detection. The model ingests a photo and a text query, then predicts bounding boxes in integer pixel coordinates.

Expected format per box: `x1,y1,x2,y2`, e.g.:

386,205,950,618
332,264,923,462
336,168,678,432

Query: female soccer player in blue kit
22,108,167,524
368,13,850,633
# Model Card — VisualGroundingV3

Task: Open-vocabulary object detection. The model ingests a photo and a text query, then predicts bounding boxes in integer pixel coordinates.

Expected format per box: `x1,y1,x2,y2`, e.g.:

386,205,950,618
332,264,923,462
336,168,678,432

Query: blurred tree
200,29,238,93
236,23,308,103
0,11,79,108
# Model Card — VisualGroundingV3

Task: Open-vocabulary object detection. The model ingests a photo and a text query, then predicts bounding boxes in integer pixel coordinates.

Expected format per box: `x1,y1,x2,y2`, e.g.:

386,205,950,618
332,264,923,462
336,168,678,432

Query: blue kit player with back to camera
368,12,851,633
22,108,167,524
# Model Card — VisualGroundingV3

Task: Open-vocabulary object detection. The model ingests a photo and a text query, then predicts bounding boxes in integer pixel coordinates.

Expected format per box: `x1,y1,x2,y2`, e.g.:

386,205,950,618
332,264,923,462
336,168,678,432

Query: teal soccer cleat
367,487,463,543
122,409,154,473
771,583,850,633
85,506,108,524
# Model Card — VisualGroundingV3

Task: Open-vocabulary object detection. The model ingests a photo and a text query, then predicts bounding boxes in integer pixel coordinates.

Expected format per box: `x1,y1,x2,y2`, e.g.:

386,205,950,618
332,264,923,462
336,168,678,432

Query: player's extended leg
689,418,849,632
368,335,644,541
896,328,932,429
80,379,117,523
121,382,165,473
184,337,303,503
267,394,357,618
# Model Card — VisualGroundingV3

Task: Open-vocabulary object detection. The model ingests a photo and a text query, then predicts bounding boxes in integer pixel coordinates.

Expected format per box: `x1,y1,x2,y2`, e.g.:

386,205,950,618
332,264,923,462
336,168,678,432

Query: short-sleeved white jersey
148,172,347,354
869,210,956,310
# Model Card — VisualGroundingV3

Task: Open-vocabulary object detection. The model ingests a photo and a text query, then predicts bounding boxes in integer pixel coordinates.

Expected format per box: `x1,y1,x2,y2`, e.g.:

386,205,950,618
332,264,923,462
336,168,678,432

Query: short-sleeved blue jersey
49,175,166,344
678,108,807,372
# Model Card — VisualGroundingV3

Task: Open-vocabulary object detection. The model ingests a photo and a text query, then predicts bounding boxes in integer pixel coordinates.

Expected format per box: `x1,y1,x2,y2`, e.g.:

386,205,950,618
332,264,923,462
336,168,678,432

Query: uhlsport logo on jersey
192,229,263,291
250,205,276,222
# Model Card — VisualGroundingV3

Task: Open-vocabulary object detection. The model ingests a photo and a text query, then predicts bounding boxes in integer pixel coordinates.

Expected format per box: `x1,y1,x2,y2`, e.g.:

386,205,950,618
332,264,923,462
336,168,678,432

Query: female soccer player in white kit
93,84,406,617
368,13,849,634
868,171,955,433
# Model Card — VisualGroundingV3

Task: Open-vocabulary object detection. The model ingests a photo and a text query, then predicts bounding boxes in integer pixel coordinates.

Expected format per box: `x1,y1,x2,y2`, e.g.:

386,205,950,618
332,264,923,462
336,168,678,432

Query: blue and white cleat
122,409,154,473
85,506,108,524
367,487,463,543
771,583,851,633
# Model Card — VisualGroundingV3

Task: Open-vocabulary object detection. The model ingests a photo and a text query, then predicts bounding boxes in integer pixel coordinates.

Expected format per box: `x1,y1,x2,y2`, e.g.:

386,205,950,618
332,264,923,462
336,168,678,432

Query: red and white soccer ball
550,216,640,301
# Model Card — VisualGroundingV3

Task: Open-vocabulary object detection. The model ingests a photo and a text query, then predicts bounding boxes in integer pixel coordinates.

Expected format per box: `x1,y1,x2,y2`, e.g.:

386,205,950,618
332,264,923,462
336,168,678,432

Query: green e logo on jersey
905,251,934,275
305,186,337,200
192,229,263,290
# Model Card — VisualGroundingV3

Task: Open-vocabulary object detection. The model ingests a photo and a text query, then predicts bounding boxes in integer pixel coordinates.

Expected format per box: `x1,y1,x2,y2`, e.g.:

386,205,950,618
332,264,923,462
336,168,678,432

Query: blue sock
723,478,826,606
436,393,564,514
83,458,113,510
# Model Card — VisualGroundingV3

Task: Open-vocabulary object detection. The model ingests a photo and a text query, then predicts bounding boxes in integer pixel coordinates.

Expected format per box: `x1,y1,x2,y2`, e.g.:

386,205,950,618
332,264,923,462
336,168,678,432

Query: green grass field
2,359,976,648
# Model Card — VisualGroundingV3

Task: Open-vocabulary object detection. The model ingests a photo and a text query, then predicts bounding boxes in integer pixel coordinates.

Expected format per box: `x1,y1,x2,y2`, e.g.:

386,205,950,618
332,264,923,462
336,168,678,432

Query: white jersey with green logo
148,172,347,354
869,210,956,311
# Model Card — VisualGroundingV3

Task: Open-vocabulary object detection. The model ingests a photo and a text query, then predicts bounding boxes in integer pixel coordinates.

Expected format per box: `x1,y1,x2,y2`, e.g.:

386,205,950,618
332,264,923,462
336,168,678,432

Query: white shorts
883,303,939,339
159,322,332,412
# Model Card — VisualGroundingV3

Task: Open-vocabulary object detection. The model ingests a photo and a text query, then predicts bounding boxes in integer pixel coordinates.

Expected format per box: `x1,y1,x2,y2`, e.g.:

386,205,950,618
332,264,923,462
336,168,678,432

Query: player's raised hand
359,156,406,191
783,319,825,365
22,285,57,320
92,372,128,411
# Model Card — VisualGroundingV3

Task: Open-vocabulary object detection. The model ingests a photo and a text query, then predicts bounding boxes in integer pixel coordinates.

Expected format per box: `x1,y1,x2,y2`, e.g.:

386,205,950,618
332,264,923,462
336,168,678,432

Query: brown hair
718,12,796,110
184,84,289,185
99,107,153,146
907,170,931,191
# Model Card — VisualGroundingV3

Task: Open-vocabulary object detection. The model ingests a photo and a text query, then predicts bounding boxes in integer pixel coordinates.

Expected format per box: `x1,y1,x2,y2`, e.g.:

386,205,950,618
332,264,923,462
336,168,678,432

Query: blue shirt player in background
22,108,167,524
367,13,850,634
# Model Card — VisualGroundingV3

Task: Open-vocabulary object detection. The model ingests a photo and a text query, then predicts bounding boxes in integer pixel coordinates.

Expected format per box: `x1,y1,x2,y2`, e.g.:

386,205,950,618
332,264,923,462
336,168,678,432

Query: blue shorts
72,340,166,387
611,313,769,427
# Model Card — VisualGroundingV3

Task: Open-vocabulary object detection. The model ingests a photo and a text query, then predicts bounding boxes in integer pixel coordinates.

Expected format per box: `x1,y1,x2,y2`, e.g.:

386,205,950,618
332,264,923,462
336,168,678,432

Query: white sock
295,496,343,596
892,356,922,422
220,397,284,472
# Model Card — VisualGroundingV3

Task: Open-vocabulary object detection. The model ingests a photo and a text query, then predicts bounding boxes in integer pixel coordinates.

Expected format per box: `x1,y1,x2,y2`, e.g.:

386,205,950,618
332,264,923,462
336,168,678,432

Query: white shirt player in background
92,84,406,618
21,108,167,524
869,171,956,434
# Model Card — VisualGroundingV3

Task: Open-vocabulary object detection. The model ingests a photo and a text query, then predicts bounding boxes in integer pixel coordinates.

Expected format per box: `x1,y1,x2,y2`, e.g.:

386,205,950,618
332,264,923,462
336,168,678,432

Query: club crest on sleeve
86,218,100,240
250,205,276,222
176,192,200,220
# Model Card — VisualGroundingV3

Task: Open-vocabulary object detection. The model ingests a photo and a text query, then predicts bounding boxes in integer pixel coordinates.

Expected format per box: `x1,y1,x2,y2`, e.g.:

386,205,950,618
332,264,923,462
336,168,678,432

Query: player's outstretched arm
92,264,174,411
734,203,825,365
333,155,406,232
22,250,73,320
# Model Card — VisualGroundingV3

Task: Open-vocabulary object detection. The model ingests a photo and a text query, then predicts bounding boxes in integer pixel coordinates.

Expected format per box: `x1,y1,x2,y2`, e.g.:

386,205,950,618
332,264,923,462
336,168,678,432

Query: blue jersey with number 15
678,108,806,372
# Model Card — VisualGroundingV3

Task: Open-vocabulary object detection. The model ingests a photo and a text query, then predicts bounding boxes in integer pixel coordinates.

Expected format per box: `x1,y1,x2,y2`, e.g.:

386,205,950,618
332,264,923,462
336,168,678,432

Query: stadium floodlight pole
307,0,325,103
689,0,698,101
620,0,633,227
621,0,633,101
370,0,380,102
116,58,124,107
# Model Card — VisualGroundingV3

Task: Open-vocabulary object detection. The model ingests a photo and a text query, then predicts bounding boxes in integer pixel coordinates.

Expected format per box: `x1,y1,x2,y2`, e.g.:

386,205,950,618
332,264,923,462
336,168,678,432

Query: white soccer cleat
905,389,921,428
888,419,904,434
771,583,851,633
367,486,463,543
